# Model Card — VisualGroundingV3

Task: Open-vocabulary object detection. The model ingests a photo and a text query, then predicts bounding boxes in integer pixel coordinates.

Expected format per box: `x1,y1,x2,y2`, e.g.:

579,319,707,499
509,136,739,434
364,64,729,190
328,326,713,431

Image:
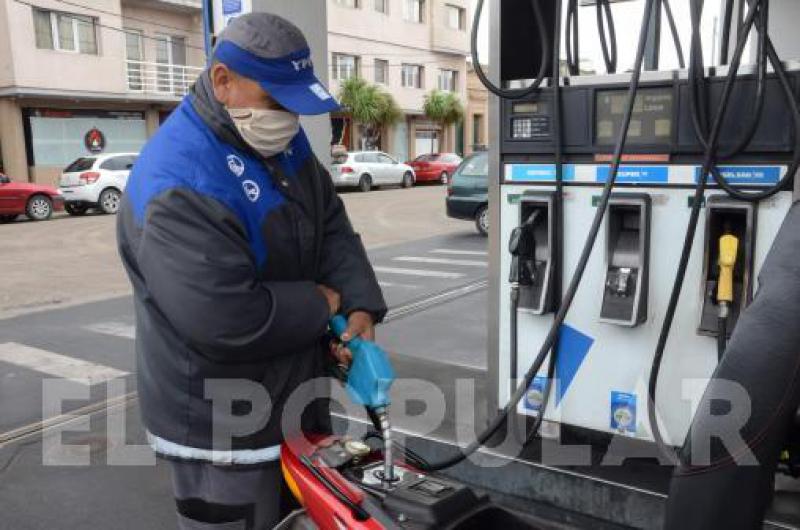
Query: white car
59,153,139,215
330,151,416,192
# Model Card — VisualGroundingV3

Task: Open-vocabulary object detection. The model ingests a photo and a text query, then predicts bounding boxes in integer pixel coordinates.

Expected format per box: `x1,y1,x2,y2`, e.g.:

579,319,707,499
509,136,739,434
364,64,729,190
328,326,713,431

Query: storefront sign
84,128,106,154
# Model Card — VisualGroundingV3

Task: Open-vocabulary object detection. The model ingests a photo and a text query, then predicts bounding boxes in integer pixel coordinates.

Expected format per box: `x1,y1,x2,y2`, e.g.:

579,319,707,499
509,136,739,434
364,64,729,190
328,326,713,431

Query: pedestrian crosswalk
0,246,486,391
0,342,128,386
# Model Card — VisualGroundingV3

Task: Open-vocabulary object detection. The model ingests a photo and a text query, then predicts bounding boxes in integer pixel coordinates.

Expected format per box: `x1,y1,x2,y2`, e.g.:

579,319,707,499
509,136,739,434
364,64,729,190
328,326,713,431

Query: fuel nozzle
509,210,541,286
329,316,397,483
717,233,739,320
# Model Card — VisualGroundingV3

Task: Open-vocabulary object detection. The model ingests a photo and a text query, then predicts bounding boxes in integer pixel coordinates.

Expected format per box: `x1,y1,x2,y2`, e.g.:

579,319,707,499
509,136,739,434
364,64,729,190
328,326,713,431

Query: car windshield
414,154,436,162
457,154,488,177
332,153,349,164
65,157,96,172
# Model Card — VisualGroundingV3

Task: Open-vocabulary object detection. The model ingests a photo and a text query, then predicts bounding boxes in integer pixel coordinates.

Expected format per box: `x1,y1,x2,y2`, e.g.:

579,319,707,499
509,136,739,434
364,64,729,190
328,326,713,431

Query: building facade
327,0,470,163
0,0,205,185
464,60,488,156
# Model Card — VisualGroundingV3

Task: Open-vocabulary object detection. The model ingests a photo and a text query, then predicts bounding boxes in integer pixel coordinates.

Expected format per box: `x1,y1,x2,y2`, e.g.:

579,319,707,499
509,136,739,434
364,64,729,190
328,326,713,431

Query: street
0,185,489,529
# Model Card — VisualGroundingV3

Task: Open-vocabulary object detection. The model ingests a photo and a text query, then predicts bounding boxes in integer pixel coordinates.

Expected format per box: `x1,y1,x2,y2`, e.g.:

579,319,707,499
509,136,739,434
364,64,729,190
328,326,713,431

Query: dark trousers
169,459,296,530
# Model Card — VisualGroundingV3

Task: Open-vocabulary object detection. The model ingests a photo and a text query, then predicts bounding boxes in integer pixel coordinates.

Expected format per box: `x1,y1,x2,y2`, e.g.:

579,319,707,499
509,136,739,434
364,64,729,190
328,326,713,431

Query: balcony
125,60,204,98
122,0,202,12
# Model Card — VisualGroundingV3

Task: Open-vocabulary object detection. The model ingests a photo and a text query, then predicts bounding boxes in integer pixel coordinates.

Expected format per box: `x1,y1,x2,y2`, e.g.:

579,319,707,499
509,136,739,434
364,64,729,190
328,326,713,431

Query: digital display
595,88,673,146
513,102,548,114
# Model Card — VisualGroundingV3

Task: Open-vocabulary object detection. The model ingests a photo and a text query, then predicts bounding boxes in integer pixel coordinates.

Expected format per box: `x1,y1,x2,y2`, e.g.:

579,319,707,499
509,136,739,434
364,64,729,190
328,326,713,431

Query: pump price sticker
523,376,548,414
694,166,782,185
610,391,637,436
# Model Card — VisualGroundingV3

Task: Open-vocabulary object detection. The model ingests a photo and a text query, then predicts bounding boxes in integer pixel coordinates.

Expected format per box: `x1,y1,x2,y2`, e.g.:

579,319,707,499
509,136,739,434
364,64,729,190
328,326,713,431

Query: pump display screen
595,88,674,146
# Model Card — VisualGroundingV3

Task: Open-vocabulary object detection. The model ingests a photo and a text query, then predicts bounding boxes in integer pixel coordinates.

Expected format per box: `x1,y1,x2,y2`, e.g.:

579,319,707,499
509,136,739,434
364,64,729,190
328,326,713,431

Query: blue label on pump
223,0,243,14
506,164,575,182
524,376,548,413
596,165,668,184
694,166,781,185
610,391,637,435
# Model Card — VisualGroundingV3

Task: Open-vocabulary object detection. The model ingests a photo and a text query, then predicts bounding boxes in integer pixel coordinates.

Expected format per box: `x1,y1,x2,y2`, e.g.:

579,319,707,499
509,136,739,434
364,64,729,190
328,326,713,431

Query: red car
406,153,463,184
0,173,64,222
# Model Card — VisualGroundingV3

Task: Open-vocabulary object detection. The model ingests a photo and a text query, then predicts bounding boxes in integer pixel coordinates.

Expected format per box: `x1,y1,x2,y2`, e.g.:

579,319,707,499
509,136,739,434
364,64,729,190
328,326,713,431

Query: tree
337,77,402,151
422,90,465,153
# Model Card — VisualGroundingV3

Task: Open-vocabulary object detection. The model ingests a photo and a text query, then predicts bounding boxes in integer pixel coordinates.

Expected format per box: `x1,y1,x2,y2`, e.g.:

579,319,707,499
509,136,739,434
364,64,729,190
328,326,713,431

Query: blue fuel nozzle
330,315,395,410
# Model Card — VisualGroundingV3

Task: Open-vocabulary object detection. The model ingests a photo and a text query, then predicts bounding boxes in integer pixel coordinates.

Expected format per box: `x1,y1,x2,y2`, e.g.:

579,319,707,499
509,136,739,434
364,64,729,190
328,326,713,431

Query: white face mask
227,108,300,158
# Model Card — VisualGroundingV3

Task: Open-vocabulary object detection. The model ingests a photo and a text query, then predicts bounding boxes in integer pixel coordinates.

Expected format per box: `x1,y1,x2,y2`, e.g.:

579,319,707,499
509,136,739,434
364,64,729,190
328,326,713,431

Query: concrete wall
253,0,333,167
464,62,487,155
0,0,14,88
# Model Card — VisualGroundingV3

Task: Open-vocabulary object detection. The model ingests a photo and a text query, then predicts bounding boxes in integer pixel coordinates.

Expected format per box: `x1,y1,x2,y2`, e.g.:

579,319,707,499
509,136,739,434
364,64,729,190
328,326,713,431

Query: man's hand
316,284,341,316
330,311,375,367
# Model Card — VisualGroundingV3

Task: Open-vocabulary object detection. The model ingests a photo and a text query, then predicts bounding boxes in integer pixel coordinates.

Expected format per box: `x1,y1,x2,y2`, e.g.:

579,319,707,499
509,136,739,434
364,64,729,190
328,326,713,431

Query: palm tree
422,90,465,153
337,77,402,151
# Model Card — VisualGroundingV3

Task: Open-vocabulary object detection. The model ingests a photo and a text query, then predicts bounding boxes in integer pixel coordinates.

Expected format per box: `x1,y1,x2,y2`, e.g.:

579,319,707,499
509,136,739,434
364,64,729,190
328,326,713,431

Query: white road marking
373,267,464,279
0,343,129,386
394,256,487,267
378,281,419,289
430,248,488,256
84,321,135,340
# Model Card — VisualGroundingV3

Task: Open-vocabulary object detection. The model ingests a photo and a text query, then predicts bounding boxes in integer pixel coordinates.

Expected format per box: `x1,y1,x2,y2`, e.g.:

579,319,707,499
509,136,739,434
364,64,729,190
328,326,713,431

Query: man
117,13,386,529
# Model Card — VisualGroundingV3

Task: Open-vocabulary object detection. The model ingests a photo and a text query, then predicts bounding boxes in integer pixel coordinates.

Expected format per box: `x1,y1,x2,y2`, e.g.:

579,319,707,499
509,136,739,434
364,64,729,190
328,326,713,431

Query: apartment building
0,0,205,185
327,0,470,163
464,60,487,156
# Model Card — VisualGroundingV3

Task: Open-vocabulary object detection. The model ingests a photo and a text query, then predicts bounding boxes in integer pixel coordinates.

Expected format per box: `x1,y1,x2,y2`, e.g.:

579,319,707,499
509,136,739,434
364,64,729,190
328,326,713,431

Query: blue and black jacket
117,74,386,462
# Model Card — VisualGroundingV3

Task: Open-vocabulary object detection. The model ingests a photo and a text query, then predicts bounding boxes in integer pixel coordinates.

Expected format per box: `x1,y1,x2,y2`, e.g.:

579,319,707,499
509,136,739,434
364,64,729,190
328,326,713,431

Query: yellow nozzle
717,234,739,304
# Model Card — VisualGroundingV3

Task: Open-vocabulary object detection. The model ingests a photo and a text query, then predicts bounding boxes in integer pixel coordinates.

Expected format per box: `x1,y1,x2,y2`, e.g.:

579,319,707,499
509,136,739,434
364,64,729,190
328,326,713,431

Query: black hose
720,0,735,65
565,0,580,75
717,316,727,361
647,0,765,462
662,0,685,69
470,0,550,99
596,0,618,73
509,287,520,397
422,0,658,473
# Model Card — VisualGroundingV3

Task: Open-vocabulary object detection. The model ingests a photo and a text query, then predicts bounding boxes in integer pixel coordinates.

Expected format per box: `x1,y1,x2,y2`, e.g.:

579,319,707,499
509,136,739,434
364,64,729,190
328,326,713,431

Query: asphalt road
0,227,489,529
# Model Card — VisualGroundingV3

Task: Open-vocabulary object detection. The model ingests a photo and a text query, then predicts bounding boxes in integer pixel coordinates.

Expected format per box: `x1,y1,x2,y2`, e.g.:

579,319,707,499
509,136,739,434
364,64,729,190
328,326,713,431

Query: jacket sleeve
135,187,331,364
315,160,387,322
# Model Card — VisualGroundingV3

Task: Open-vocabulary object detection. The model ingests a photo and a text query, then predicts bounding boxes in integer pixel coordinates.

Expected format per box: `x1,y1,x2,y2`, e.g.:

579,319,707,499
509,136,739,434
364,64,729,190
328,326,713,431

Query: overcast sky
469,0,727,73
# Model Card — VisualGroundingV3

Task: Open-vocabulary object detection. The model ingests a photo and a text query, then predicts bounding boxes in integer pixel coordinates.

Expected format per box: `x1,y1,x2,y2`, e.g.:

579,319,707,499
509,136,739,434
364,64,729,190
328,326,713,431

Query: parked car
58,153,138,215
330,151,416,192
0,172,64,222
407,153,463,184
446,152,489,236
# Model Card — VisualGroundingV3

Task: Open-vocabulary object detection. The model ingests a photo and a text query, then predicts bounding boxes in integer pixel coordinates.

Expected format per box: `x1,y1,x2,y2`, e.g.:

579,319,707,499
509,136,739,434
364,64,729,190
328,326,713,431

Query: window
438,69,458,91
473,114,483,145
374,0,388,13
335,0,359,7
374,59,388,84
332,53,359,81
401,64,423,88
65,157,96,173
100,155,137,171
403,0,425,22
156,35,187,94
446,4,465,30
378,153,396,164
125,29,144,91
33,8,98,54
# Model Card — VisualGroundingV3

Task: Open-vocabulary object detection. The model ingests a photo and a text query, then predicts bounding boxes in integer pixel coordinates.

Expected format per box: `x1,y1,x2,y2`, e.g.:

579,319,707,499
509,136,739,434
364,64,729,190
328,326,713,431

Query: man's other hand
316,284,341,316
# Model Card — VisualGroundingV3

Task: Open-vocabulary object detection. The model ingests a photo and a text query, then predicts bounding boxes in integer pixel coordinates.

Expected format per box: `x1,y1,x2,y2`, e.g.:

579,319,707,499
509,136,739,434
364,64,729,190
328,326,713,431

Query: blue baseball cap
213,13,341,116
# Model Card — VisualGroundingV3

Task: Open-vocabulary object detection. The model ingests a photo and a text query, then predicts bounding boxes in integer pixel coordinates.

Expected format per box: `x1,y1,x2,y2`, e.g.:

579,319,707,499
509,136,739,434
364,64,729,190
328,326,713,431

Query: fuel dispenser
489,0,799,450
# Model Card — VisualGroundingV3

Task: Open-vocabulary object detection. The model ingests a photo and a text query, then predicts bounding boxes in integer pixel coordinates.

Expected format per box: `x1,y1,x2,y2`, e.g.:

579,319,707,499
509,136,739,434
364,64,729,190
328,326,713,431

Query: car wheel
65,203,88,216
440,172,449,184
26,195,53,221
99,188,122,214
402,172,414,188
0,214,18,223
475,205,489,236
358,174,372,193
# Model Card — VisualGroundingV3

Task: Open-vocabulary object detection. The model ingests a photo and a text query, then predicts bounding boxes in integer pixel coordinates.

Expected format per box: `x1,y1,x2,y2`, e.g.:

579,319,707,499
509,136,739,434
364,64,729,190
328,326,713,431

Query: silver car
329,151,416,192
